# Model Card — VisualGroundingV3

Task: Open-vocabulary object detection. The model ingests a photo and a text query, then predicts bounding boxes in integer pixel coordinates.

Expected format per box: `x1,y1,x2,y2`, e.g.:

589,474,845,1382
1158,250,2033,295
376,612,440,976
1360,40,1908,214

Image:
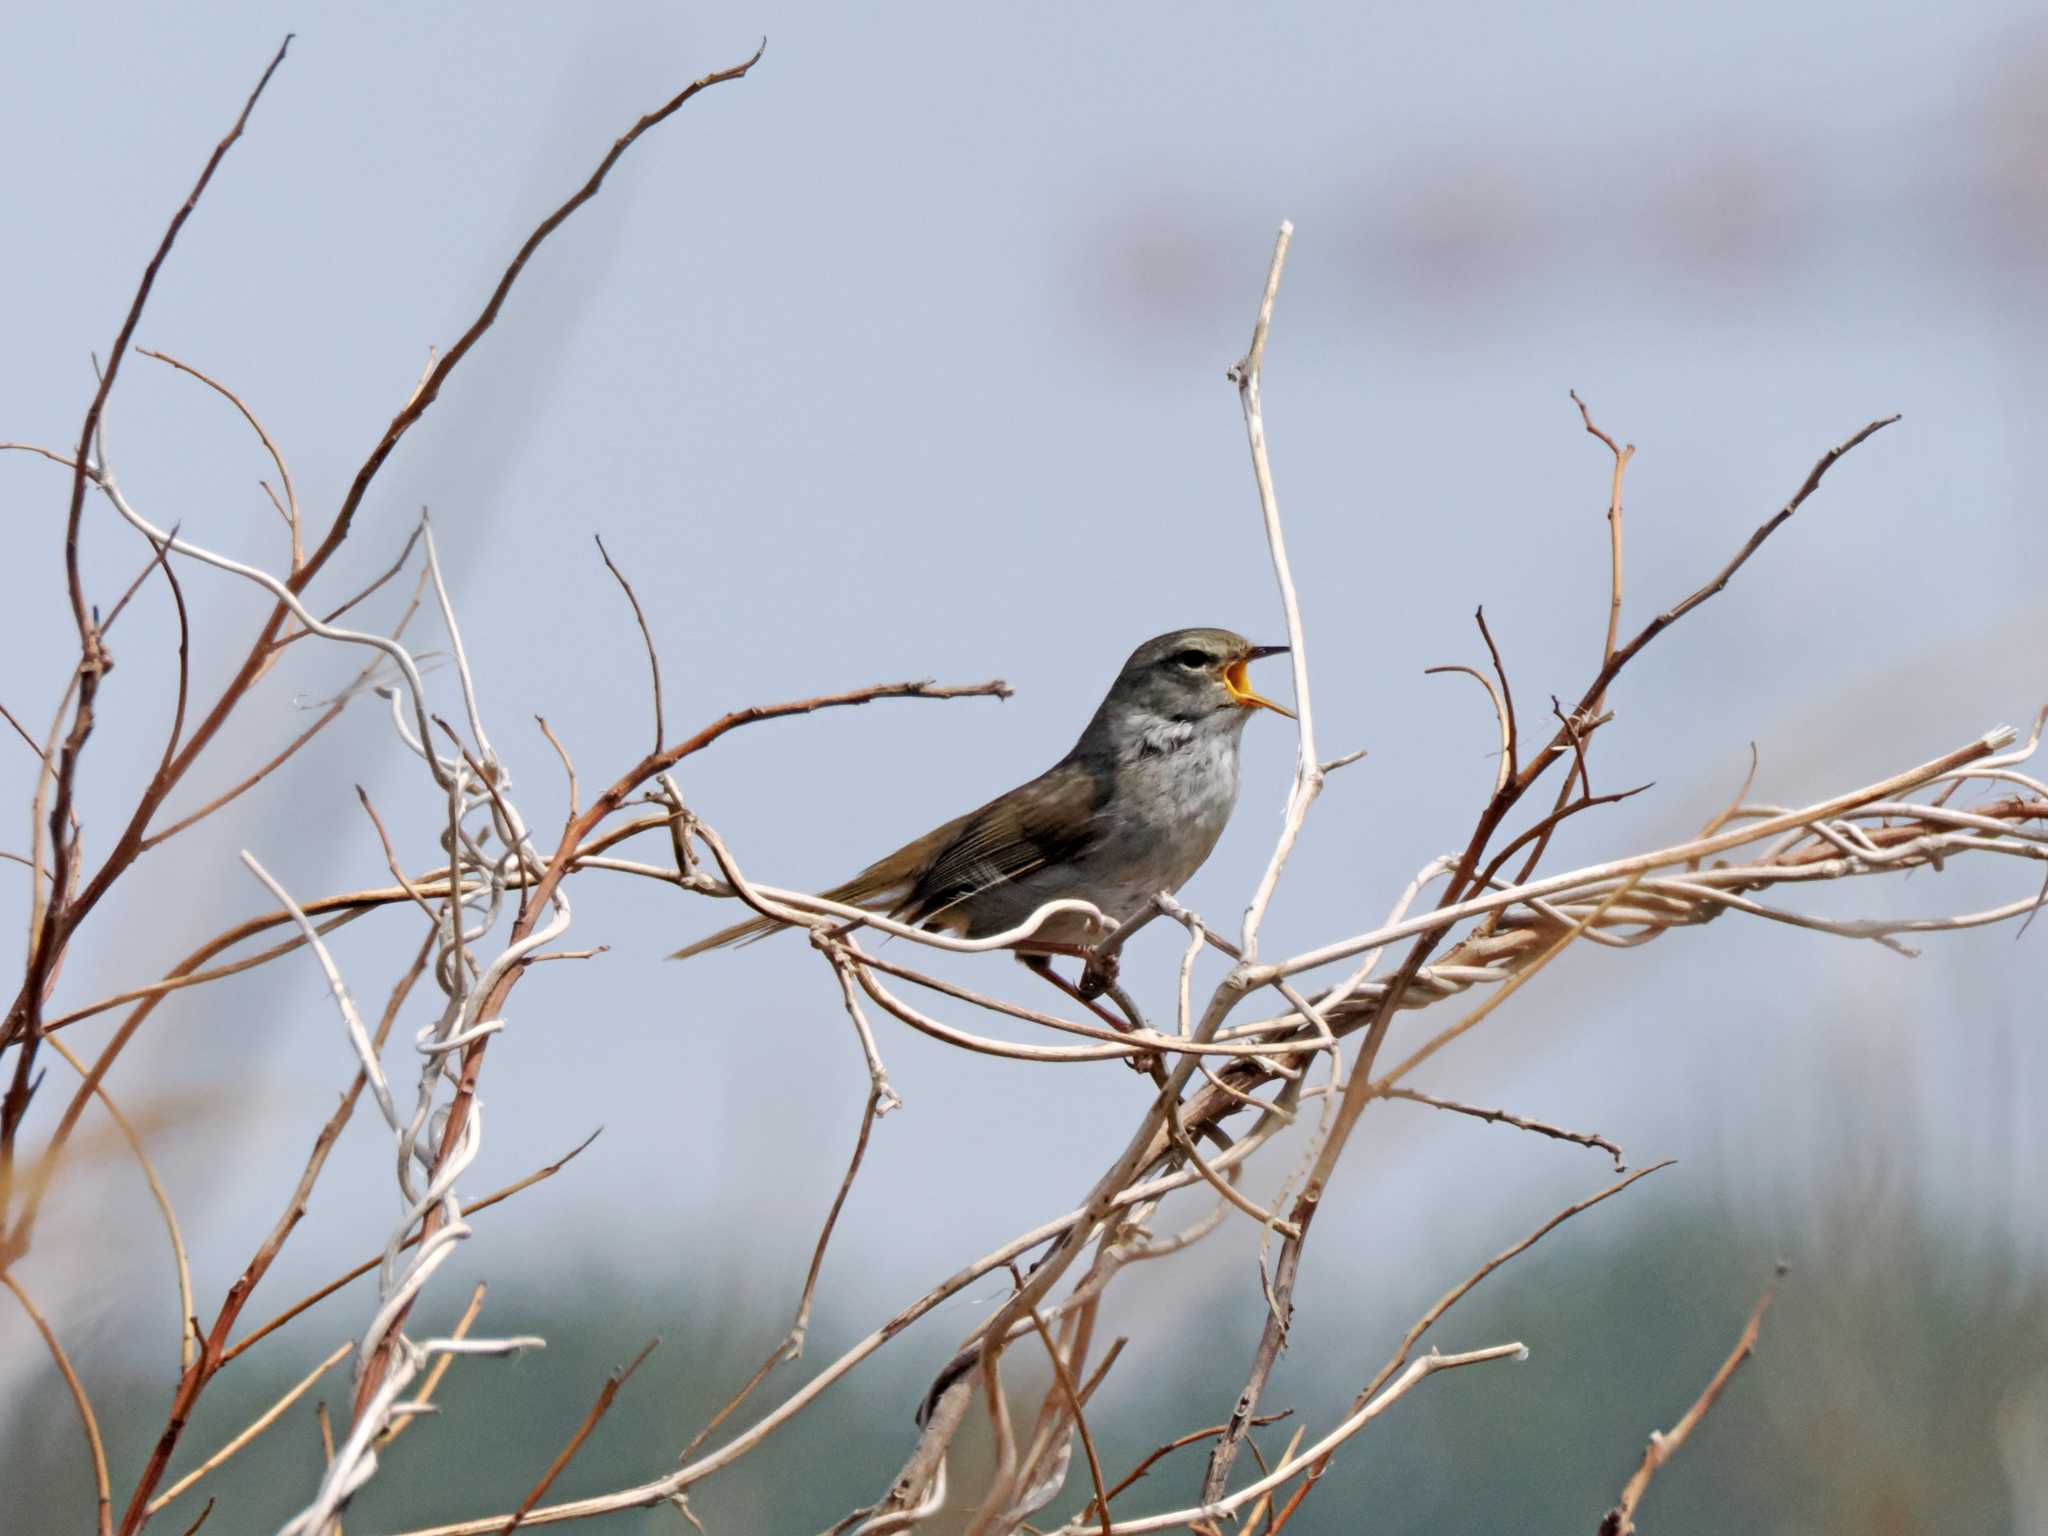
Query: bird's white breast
1085,712,1246,920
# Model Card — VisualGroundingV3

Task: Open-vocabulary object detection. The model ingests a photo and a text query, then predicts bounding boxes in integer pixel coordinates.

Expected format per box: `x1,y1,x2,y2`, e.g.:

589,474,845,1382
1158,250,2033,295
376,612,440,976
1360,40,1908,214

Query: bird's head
1104,627,1294,727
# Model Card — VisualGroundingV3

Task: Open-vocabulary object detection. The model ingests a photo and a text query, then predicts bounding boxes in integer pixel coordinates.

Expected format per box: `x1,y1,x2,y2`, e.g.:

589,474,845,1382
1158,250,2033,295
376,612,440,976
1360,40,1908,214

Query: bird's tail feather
666,910,785,960
668,869,912,962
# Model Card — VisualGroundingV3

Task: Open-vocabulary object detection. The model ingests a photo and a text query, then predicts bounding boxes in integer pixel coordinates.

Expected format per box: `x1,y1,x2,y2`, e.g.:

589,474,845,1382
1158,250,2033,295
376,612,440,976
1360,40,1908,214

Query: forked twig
1597,1264,1787,1535
498,1340,659,1534
146,1340,353,1514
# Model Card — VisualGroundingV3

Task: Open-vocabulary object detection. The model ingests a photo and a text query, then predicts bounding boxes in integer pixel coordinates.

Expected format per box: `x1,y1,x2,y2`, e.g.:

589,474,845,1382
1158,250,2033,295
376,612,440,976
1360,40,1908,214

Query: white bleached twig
1047,1342,1528,1535
239,853,399,1132
1234,220,1324,961
1263,726,2018,982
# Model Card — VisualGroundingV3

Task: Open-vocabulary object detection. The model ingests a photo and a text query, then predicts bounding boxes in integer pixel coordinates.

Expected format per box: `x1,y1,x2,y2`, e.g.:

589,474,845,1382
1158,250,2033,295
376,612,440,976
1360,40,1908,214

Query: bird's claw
1078,949,1120,1000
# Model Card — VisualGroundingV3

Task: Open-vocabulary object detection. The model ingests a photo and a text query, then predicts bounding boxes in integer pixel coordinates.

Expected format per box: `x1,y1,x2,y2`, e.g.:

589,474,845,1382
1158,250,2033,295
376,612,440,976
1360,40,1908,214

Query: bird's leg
1016,952,1161,1080
1080,902,1161,998
1076,946,1119,1001
1015,951,1130,1031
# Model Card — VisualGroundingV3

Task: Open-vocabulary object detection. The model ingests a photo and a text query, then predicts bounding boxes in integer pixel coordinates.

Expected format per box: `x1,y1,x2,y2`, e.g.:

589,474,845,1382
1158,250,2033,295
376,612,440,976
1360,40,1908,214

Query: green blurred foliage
6,1188,2042,1534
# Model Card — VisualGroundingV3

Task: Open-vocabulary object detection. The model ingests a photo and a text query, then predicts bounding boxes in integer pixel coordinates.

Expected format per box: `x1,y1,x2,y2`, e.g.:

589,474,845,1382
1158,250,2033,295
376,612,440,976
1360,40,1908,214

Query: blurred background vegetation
9,1129,2045,1532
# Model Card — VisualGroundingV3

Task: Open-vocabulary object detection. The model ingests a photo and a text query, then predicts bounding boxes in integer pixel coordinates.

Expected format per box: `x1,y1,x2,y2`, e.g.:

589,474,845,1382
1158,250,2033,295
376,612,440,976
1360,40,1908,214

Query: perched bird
672,628,1291,965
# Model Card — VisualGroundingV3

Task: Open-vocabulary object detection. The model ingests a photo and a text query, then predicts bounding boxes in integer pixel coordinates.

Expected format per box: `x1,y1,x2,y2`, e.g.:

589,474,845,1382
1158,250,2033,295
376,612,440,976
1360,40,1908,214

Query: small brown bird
672,628,1291,963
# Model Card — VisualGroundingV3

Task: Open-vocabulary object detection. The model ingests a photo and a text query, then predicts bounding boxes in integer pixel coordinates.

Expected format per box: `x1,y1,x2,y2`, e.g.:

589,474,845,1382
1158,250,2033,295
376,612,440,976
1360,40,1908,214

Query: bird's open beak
1225,646,1294,718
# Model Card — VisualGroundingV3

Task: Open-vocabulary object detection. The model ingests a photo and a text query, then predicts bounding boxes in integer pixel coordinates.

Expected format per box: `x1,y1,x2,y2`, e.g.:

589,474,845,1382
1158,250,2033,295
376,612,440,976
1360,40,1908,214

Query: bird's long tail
668,869,909,961
667,910,786,960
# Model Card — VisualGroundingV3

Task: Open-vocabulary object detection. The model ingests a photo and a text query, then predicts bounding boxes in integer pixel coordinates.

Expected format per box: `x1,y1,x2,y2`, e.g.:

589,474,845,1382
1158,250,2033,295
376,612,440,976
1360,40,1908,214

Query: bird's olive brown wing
901,760,1109,929
670,761,1107,959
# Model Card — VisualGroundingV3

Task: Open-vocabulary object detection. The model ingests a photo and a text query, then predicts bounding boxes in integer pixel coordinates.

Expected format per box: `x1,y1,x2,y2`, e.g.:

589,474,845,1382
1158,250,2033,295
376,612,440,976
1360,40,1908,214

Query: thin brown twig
790,1086,885,1351
139,558,433,851
676,1346,785,1468
1473,392,1636,925
43,908,367,1034
594,534,665,755
1086,1412,1293,1519
1425,664,1512,796
1014,1284,1113,1536
3,1269,112,1536
21,667,80,972
1598,1263,1787,1535
1263,1162,1675,1535
1075,1335,1128,1408
9,33,293,1173
1570,389,1636,669
305,43,764,578
356,788,445,931
1551,697,1598,800
1474,778,1650,896
1474,606,1518,778
1262,1465,1314,1536
96,929,425,1532
142,524,193,783
1375,1084,1626,1169
536,716,579,822
499,1339,660,1534
0,698,46,764
139,347,301,569
146,1340,353,1514
1239,1423,1305,1536
56,32,291,646
283,519,426,643
97,515,181,635
1690,744,1763,860
1360,1161,1673,1413
260,477,291,531
220,1128,597,1367
1,894,366,1263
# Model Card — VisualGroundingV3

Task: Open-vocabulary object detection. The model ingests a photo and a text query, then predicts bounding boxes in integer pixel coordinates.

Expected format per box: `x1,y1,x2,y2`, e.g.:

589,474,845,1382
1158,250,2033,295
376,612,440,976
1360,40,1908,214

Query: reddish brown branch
110,932,426,1534
60,36,291,646
499,1339,659,1534
7,39,296,1141
304,43,764,579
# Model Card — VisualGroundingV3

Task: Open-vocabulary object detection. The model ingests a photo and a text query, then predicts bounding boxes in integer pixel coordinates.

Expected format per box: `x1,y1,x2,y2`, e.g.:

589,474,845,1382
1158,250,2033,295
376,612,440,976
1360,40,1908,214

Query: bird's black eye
1172,649,1212,669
